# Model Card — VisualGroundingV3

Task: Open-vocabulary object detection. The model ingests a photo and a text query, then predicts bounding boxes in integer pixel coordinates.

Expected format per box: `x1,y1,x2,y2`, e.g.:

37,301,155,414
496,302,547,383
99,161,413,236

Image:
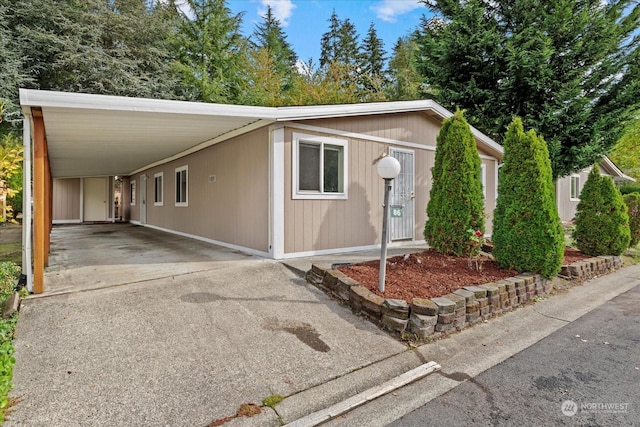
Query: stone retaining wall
307,255,622,340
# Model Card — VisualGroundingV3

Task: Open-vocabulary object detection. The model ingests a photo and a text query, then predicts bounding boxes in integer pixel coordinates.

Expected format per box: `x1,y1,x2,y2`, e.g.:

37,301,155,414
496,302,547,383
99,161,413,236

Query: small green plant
262,394,285,408
573,167,631,256
466,229,486,271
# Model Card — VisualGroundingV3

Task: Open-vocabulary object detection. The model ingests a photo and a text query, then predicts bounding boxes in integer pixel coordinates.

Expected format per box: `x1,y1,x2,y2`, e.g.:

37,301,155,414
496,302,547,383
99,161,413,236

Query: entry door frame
389,147,415,241
139,174,147,225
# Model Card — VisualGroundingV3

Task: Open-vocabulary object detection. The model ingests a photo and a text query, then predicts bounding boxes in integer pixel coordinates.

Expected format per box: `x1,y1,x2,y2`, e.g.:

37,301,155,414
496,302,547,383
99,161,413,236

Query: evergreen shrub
424,110,485,256
623,193,640,248
492,117,564,278
573,167,631,255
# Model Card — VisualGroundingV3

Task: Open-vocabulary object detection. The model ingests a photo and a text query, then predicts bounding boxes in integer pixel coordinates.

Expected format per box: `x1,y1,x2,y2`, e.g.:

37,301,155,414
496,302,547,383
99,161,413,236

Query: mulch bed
338,248,591,303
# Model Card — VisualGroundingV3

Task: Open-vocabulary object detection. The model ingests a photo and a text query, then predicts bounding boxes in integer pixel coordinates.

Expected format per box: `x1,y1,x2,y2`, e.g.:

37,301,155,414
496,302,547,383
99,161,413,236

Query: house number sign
390,205,403,218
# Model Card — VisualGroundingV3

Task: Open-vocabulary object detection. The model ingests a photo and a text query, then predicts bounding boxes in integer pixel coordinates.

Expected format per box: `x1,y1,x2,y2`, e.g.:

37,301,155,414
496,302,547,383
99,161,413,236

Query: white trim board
282,122,498,161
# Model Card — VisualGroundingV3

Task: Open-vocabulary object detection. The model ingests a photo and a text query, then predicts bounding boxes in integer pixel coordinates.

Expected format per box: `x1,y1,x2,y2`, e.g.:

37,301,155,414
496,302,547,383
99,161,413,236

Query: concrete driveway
8,224,406,426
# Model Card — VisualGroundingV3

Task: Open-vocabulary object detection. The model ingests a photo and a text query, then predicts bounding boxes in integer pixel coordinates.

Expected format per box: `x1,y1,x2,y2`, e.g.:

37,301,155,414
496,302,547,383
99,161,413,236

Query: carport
20,89,277,293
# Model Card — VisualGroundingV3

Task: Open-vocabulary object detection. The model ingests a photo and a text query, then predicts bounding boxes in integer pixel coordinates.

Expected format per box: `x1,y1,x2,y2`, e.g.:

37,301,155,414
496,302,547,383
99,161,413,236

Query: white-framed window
130,180,136,206
570,175,580,201
175,166,188,207
154,172,163,206
292,133,348,200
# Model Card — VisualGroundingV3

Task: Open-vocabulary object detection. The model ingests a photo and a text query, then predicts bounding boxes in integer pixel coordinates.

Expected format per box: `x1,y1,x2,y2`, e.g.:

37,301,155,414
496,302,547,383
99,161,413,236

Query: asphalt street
389,283,640,427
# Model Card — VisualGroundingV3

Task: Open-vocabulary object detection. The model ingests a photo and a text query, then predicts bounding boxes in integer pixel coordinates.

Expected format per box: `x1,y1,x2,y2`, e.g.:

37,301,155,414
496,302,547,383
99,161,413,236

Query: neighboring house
20,89,504,293
556,157,635,222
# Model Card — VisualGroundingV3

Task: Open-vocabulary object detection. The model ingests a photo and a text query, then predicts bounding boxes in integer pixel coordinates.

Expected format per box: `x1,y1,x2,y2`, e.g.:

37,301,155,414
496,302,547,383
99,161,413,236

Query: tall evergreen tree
387,35,421,101
359,22,387,96
416,0,640,178
0,2,30,124
424,111,485,256
319,10,342,68
172,0,249,103
5,0,181,100
492,117,564,278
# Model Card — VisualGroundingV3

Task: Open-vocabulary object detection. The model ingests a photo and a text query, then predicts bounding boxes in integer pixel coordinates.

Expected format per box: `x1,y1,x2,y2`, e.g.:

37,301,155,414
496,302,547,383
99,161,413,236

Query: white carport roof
20,89,503,178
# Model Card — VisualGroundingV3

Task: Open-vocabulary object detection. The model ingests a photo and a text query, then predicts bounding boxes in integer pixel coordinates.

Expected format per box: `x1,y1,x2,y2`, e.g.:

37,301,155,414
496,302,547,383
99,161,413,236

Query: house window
570,175,580,201
154,172,163,206
130,180,136,206
293,133,348,200
175,166,188,206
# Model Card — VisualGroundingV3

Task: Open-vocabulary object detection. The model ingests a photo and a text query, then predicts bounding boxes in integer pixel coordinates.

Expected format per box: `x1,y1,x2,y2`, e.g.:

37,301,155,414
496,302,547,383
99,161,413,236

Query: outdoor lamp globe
377,156,401,179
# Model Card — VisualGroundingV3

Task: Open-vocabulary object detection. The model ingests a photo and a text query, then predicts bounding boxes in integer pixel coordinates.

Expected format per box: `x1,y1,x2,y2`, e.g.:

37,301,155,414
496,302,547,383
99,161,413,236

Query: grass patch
262,394,285,408
0,243,21,267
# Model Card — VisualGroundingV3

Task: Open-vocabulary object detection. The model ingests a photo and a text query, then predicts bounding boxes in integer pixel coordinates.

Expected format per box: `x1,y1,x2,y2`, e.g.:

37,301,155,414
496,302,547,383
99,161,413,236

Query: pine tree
573,167,631,255
251,5,297,80
424,111,485,256
387,35,421,101
172,0,249,103
319,10,342,68
492,118,564,278
359,23,387,96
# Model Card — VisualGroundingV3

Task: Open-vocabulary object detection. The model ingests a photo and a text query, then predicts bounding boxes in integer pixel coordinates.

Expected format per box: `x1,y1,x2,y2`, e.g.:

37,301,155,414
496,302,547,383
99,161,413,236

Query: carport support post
32,108,50,294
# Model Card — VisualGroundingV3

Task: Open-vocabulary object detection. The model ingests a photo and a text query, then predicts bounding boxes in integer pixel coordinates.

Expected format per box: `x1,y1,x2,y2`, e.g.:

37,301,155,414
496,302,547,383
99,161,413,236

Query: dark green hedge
492,118,564,278
573,167,631,255
424,110,485,256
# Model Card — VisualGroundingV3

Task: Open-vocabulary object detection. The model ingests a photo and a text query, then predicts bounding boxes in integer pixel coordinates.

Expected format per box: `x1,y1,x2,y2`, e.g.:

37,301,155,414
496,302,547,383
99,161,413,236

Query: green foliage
387,36,422,101
618,181,640,195
492,117,564,278
416,0,640,178
1,104,24,222
424,111,485,256
172,0,249,103
0,261,20,422
573,167,631,256
622,193,640,247
609,113,640,181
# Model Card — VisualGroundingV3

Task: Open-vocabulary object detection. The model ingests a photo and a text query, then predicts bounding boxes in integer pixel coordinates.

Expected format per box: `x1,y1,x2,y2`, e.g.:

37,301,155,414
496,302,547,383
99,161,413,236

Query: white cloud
372,0,423,23
258,0,296,27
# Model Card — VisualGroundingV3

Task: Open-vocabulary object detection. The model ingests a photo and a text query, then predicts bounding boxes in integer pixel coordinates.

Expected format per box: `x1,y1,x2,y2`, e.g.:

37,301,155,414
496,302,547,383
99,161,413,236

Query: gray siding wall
53,178,81,221
128,128,269,252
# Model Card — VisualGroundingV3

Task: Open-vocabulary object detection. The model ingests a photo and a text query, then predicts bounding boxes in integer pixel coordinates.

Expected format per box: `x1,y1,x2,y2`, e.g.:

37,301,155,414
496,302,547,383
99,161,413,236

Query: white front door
390,148,415,241
139,175,147,225
83,178,107,222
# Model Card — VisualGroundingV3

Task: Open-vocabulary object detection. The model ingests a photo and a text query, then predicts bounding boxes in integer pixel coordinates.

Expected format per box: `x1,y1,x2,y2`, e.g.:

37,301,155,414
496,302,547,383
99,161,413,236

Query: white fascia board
19,88,278,120
601,156,636,182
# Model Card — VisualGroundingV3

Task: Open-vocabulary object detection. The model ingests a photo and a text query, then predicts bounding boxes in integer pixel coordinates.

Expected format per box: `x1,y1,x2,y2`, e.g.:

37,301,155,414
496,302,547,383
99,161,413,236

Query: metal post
379,178,392,293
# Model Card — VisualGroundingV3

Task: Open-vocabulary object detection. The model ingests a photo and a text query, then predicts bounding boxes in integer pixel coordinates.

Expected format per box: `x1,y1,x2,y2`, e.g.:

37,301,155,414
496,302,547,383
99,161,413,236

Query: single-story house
556,157,635,222
20,89,504,294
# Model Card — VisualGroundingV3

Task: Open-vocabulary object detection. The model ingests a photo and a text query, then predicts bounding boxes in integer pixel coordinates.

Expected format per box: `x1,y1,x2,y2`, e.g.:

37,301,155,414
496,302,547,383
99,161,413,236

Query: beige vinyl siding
283,113,500,254
52,178,81,221
134,128,269,252
556,168,590,222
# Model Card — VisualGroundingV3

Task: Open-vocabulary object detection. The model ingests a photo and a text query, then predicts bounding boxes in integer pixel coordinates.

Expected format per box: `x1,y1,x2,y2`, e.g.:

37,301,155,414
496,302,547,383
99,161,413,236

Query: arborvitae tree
424,111,485,256
172,0,248,103
415,0,640,178
623,193,640,248
573,167,631,255
492,117,564,278
387,35,421,101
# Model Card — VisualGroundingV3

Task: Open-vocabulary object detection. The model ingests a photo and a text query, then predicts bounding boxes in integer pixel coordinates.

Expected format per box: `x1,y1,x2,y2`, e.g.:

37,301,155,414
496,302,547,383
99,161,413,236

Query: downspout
22,115,33,293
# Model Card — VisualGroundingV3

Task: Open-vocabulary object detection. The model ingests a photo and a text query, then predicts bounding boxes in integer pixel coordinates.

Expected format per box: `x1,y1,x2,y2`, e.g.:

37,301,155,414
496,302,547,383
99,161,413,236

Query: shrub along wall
492,117,564,278
574,167,631,256
622,192,640,248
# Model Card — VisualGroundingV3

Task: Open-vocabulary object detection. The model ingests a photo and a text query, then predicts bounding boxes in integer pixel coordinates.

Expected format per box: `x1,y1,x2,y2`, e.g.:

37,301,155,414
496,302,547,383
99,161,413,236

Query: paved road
390,283,640,426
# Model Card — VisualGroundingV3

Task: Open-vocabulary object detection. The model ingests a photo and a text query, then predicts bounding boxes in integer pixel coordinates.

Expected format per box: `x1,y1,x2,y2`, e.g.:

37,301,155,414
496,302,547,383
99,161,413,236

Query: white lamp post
376,155,401,293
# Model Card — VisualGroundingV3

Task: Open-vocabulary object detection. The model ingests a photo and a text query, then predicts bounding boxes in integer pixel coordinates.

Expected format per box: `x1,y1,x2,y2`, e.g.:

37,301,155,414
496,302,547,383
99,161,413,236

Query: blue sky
224,0,430,65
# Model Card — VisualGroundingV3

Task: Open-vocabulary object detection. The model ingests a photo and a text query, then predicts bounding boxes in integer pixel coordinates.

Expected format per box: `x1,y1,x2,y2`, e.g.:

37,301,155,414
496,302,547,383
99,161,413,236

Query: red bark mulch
338,248,591,304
